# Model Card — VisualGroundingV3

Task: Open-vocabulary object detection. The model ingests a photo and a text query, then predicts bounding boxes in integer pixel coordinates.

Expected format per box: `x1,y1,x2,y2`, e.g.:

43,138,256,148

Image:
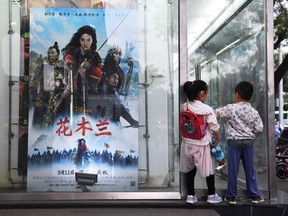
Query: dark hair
183,80,208,101
48,42,60,55
108,46,122,57
106,72,119,79
62,25,97,53
102,46,124,91
235,81,253,101
78,138,86,145
104,46,122,68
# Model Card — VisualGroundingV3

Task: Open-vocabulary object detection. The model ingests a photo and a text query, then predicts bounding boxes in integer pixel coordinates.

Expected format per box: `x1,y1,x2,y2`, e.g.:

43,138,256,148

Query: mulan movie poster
27,6,139,192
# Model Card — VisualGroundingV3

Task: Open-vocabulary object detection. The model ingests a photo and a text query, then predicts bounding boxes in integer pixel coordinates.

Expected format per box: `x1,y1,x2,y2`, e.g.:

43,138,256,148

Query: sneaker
186,195,198,204
207,194,222,203
251,196,264,204
216,160,226,171
224,196,236,204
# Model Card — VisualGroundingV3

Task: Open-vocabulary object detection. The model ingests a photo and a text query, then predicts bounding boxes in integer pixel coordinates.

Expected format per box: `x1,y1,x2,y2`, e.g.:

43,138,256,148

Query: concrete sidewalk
0,178,287,216
0,208,220,216
0,202,287,216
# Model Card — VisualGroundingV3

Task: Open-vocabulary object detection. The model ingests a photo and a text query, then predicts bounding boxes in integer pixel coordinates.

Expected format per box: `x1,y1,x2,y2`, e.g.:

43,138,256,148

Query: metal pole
8,0,15,181
143,0,150,184
179,0,188,198
266,0,277,202
279,43,283,126
138,0,150,185
167,0,175,184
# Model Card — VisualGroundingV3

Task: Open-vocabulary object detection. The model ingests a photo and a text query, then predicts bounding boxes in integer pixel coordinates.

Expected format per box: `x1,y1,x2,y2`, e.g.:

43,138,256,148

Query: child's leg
206,174,215,195
241,146,261,197
227,144,241,198
186,167,197,195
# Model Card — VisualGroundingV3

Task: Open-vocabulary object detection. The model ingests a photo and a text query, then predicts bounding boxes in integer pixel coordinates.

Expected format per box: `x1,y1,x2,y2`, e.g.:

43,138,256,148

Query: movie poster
27,7,139,192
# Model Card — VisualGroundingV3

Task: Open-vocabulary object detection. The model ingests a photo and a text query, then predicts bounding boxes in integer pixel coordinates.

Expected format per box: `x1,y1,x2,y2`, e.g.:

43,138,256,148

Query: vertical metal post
266,0,277,202
179,0,188,99
139,0,150,184
167,0,176,184
279,44,283,126
8,0,15,181
179,0,187,198
195,64,201,80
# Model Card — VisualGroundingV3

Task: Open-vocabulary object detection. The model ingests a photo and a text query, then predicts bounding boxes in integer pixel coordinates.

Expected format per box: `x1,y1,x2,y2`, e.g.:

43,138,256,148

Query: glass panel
137,0,180,191
187,0,267,192
0,0,180,195
0,0,270,200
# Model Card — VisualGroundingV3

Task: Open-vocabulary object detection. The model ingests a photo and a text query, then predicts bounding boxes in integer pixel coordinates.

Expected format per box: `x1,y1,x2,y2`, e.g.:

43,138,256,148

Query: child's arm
212,131,221,147
214,105,229,118
253,112,264,134
207,110,221,146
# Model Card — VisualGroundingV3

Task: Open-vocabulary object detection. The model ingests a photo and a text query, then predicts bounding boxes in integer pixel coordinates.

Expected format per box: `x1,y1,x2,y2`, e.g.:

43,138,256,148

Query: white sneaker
186,195,198,204
207,194,222,203
251,196,264,204
216,160,226,171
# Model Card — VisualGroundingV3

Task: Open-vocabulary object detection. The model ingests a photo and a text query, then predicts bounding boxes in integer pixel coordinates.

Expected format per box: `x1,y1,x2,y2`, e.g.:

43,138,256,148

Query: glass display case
0,0,275,202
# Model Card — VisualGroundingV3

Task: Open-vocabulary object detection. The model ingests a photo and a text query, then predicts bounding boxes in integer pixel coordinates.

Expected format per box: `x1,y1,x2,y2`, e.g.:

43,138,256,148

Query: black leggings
186,167,215,195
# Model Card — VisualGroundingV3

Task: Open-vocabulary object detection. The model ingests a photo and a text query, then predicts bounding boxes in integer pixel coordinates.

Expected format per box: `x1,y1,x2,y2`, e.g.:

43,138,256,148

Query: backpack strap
185,101,189,111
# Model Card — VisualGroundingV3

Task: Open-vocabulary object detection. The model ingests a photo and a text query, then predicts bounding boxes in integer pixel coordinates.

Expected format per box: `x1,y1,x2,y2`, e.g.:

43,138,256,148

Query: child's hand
212,132,221,147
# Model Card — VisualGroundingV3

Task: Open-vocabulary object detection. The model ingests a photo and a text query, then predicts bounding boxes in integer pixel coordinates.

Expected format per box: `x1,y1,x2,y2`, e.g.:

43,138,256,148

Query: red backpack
179,103,207,139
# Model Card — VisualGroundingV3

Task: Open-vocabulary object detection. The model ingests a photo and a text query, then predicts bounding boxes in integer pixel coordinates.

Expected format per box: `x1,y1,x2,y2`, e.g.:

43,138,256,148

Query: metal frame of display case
1,0,276,202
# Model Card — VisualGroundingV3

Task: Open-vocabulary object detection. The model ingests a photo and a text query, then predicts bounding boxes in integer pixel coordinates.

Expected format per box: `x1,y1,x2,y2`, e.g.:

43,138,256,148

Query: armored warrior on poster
30,42,67,128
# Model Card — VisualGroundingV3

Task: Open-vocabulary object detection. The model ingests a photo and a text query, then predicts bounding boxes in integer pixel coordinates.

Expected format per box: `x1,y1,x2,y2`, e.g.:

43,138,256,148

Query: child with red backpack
179,80,222,204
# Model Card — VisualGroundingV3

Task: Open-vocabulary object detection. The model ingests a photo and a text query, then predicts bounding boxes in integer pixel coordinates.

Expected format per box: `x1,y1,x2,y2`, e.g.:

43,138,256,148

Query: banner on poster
27,7,139,192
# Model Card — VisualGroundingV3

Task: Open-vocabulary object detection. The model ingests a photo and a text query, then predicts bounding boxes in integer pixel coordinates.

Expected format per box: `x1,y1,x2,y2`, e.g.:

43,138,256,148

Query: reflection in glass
188,0,267,191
